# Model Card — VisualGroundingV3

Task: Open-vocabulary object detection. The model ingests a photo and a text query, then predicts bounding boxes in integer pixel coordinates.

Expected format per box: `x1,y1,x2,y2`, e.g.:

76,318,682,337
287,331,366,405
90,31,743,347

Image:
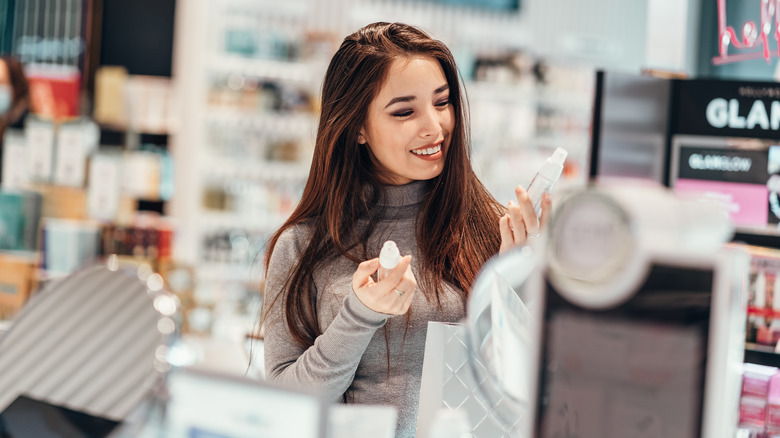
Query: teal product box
0,190,43,251
0,192,24,250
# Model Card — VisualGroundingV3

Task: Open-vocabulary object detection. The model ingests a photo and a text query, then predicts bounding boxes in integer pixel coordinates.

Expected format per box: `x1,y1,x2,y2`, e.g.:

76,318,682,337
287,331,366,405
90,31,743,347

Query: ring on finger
394,289,405,297
526,231,540,238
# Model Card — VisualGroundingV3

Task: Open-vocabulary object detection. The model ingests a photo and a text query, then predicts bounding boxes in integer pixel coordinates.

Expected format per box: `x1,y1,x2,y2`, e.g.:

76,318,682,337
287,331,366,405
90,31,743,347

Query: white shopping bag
417,321,526,438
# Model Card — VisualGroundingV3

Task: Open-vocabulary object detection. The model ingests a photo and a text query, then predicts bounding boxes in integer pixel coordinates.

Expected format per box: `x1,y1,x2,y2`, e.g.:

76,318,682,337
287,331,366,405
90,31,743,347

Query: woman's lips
410,143,443,161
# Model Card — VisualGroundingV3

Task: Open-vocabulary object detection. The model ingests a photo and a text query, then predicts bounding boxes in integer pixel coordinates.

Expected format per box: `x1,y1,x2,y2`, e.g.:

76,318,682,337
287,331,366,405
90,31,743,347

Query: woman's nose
419,105,442,138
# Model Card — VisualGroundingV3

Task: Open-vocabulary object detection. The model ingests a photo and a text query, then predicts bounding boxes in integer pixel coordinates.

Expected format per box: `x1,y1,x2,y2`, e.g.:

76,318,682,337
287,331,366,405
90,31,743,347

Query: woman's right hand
352,255,417,315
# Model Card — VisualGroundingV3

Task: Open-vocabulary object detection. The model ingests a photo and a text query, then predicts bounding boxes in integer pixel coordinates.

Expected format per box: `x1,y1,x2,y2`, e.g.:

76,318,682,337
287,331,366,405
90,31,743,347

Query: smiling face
358,56,454,185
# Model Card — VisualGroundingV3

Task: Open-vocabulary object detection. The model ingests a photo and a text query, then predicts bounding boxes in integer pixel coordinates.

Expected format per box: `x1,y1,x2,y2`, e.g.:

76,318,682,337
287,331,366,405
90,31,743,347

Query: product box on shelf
100,214,175,271
0,190,42,251
744,246,780,348
24,117,55,183
0,251,39,320
1,129,28,190
53,118,99,188
0,192,26,250
741,394,769,430
93,66,128,127
33,184,88,221
744,363,779,398
768,372,780,432
39,218,102,278
739,363,780,432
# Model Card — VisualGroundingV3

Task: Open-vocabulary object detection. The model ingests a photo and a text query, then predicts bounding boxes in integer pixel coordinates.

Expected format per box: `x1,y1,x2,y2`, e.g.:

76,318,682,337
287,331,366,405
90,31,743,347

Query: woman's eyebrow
384,95,415,109
383,84,450,109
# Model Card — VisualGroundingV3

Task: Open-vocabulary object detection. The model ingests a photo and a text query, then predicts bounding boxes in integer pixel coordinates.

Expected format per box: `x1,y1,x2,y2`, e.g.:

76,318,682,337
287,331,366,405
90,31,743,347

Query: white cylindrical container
527,147,568,217
378,240,400,281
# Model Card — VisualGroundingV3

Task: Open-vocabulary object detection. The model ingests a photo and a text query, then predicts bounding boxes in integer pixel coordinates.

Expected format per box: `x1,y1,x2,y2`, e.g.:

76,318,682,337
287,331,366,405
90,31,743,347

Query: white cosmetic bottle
526,147,568,217
378,240,400,281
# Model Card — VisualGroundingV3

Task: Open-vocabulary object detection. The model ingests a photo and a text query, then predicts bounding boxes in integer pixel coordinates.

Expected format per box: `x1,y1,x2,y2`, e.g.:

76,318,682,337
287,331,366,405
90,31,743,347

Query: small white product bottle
526,147,568,217
378,240,400,281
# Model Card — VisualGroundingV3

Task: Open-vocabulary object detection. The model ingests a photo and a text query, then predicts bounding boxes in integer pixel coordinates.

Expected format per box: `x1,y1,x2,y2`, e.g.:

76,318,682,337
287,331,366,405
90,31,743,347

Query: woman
0,56,31,184
261,22,549,437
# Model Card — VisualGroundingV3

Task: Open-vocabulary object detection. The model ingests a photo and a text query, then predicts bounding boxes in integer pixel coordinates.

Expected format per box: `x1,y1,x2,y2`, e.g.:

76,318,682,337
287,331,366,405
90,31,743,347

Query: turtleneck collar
377,180,430,208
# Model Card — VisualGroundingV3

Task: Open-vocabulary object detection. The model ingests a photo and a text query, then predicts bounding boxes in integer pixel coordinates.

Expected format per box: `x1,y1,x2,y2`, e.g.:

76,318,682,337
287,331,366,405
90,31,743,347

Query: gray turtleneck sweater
263,180,466,438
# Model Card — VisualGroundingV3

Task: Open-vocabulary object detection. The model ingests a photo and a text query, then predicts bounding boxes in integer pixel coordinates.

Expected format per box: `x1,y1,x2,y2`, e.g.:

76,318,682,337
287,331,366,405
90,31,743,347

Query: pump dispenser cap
535,147,568,181
379,240,400,269
550,147,568,166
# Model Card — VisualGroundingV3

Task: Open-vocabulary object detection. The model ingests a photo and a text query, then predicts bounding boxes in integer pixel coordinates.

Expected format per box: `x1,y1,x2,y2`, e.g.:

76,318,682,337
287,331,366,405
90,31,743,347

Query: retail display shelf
208,55,317,83
734,232,780,251
199,212,288,232
745,342,780,368
206,108,317,133
527,133,590,149
465,81,593,111
196,262,256,283
220,0,309,21
202,159,311,181
98,122,172,136
473,135,589,158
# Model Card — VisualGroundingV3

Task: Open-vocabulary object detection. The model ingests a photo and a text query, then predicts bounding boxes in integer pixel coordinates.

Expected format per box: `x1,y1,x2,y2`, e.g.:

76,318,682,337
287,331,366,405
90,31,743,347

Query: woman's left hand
499,185,551,254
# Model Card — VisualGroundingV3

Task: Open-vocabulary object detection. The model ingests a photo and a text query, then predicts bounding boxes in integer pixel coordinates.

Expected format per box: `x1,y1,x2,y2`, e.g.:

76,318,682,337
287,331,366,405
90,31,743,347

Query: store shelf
206,108,317,133
196,262,257,283
98,122,172,136
745,342,780,368
735,232,780,251
202,158,310,181
199,211,288,232
465,80,593,112
208,55,317,83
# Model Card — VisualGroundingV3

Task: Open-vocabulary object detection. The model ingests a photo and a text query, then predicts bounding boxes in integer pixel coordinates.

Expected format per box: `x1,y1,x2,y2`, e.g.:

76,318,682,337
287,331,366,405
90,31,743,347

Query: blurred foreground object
420,181,748,437
0,259,178,433
526,182,745,437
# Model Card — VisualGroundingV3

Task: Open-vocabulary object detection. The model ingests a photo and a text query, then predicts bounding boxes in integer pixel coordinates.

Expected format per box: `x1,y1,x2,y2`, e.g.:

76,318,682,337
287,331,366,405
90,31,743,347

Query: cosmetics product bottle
527,147,568,217
378,240,400,281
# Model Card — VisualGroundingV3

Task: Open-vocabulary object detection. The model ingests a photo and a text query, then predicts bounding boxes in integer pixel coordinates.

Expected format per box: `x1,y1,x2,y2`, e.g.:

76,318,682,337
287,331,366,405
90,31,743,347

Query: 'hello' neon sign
713,0,780,65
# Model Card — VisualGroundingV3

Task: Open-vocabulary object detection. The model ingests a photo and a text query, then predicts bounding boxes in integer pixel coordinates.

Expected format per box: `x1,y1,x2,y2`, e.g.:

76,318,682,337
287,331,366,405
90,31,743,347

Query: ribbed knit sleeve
262,226,391,401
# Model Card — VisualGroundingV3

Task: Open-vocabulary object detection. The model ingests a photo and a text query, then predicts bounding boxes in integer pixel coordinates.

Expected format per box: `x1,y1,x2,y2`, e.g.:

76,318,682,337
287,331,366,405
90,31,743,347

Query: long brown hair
263,22,503,348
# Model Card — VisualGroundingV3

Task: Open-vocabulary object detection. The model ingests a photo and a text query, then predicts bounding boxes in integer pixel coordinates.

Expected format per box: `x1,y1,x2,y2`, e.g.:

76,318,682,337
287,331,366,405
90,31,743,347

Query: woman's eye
392,110,413,118
435,99,450,107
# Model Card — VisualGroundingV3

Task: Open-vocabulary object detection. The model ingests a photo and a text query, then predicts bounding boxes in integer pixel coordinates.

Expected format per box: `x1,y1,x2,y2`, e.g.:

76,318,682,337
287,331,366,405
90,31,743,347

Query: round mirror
546,191,646,310
464,244,541,435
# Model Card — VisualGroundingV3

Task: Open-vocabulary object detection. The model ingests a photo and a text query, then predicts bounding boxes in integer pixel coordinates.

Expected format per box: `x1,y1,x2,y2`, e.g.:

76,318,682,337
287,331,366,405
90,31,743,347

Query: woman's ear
357,130,366,145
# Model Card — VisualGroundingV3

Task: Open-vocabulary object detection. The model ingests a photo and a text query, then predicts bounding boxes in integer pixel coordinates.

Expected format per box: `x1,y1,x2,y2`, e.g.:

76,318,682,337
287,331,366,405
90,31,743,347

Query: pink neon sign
713,0,780,65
